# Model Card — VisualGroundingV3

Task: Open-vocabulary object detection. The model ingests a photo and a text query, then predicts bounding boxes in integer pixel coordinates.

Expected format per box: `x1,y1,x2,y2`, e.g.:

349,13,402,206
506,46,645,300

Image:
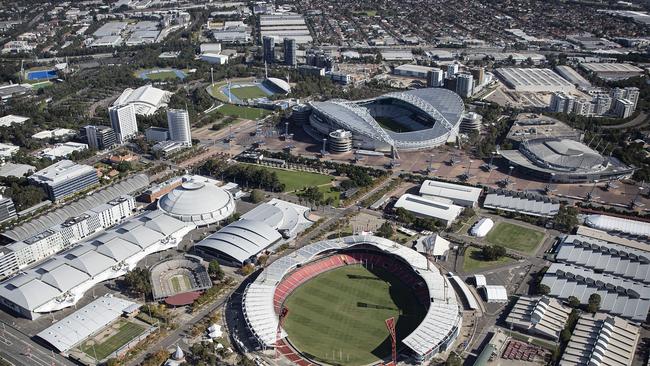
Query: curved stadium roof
310,88,464,150
158,177,235,226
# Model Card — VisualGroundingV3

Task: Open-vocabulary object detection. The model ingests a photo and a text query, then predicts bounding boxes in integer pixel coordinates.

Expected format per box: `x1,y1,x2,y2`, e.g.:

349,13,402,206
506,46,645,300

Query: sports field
81,321,145,361
230,85,268,99
260,166,334,192
485,222,545,254
282,265,426,366
218,104,271,119
146,70,178,80
375,116,415,133
462,246,514,273
171,274,191,293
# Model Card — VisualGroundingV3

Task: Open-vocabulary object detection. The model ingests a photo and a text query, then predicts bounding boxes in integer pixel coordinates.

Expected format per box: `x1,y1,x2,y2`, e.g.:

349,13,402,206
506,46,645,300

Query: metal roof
419,180,482,206
585,214,650,238
483,192,559,218
3,174,149,242
158,176,235,226
505,296,571,340
36,294,137,353
394,194,463,224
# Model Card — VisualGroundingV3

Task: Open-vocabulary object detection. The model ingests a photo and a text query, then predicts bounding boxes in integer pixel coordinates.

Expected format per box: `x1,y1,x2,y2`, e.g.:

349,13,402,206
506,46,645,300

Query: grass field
218,104,271,119
282,265,426,366
145,70,178,80
230,85,268,99
171,275,191,293
319,185,340,207
485,222,545,254
260,166,334,192
462,247,515,273
375,116,415,133
81,321,145,360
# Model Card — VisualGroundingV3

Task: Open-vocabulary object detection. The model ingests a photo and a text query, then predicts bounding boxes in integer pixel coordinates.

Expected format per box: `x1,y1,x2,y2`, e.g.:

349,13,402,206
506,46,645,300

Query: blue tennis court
27,69,57,81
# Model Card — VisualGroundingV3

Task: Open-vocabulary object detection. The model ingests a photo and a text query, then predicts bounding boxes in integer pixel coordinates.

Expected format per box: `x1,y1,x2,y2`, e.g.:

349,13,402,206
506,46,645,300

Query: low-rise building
394,194,463,228
419,180,482,208
505,296,571,340
29,160,99,201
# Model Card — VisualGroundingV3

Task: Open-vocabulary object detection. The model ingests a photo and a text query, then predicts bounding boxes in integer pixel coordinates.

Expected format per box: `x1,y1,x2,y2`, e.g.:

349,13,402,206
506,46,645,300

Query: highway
0,321,76,366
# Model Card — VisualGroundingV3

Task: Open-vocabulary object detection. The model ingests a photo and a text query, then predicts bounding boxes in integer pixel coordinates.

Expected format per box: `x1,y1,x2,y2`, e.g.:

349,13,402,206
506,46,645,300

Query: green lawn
374,116,414,132
145,70,178,80
282,265,426,366
462,247,515,273
260,166,334,192
485,222,545,254
230,85,268,100
218,104,271,119
319,185,340,207
81,321,145,360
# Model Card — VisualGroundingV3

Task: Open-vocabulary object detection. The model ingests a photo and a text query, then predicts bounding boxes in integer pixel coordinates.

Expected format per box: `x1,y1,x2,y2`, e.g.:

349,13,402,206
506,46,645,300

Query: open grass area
282,265,426,366
462,247,515,273
218,104,271,119
355,10,377,16
260,166,334,192
319,185,340,207
145,70,178,80
374,116,415,133
81,321,145,360
230,85,268,99
485,222,545,254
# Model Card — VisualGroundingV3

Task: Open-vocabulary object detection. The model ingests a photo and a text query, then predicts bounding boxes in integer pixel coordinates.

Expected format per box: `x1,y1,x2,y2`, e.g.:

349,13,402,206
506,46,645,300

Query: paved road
0,322,76,366
601,111,648,130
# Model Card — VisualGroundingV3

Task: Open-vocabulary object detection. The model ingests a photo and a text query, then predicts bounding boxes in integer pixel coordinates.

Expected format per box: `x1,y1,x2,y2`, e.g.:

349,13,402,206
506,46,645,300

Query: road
601,111,648,130
0,322,76,366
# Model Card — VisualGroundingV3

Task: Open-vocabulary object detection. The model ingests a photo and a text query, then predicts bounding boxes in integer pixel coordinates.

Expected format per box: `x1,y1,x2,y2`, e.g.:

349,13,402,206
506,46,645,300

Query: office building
145,127,169,143
611,87,640,110
614,98,635,118
446,63,459,76
167,109,192,146
29,160,99,201
427,68,444,87
109,104,138,144
263,36,275,64
594,94,612,115
471,67,485,86
0,195,17,223
456,73,474,98
82,125,116,150
284,38,296,67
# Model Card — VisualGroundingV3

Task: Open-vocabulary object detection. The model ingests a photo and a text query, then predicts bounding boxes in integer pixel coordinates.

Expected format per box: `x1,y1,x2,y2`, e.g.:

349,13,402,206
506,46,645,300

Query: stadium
214,77,291,104
150,256,212,306
241,235,462,365
499,138,635,183
307,88,464,153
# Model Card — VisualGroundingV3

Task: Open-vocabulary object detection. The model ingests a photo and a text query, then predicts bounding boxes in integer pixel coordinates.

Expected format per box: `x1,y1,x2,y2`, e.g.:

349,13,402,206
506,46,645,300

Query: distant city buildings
263,35,275,64
550,86,640,118
284,38,297,67
29,160,99,201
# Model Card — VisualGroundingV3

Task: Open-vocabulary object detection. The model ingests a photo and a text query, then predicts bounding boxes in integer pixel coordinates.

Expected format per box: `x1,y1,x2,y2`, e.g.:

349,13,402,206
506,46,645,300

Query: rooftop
30,160,96,186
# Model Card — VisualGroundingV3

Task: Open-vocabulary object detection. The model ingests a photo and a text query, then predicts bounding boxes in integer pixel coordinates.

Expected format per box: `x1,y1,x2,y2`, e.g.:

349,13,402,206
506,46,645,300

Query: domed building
158,175,235,226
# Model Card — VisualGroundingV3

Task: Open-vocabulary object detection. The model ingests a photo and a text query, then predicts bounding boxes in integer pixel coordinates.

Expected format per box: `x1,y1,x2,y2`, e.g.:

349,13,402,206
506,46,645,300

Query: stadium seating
273,252,430,313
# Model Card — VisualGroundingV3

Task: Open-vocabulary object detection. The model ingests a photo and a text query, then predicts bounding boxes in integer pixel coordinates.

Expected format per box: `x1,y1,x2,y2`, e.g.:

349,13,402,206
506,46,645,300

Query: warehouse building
419,180,482,208
580,63,644,80
584,214,650,239
504,296,572,341
495,68,575,92
0,210,195,319
29,160,99,201
561,313,639,365
259,14,312,45
394,194,463,228
483,190,560,218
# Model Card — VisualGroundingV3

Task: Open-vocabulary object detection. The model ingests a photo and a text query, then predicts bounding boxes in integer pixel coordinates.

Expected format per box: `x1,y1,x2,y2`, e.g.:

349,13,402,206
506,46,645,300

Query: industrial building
580,63,644,80
504,296,572,341
554,65,592,89
584,214,650,239
29,160,99,201
499,138,634,183
418,180,482,208
308,88,464,153
259,14,312,45
0,196,136,279
211,21,251,44
158,175,235,227
495,68,575,92
194,199,312,266
40,142,88,160
561,313,639,365
0,210,195,319
394,194,463,228
483,190,560,218
393,64,436,79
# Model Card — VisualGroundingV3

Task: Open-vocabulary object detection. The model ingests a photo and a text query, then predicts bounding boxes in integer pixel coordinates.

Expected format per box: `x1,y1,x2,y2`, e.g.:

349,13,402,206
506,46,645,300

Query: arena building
307,88,464,153
499,138,634,183
241,235,463,364
0,210,195,319
150,256,212,305
157,175,235,226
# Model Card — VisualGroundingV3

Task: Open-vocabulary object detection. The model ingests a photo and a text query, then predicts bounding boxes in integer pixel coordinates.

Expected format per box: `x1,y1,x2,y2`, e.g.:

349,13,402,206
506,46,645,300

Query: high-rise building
29,160,99,201
456,73,474,98
572,99,594,116
263,36,275,64
446,63,459,77
623,87,639,110
109,104,138,144
284,38,296,67
0,195,17,224
550,92,575,114
427,68,444,87
82,125,116,150
614,99,634,118
471,67,485,86
594,94,612,115
167,109,192,146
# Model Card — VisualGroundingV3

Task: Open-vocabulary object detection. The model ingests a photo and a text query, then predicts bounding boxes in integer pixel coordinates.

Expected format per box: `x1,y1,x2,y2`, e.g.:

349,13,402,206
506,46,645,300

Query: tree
123,267,152,295
567,296,581,309
587,293,601,313
481,245,507,261
445,352,463,366
208,260,225,281
554,205,579,232
376,221,394,239
538,284,550,295
249,189,265,204
395,207,415,224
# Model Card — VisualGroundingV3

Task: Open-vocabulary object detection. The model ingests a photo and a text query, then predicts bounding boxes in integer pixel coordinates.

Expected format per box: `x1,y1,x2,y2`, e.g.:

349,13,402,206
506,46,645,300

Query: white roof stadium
242,235,462,360
0,210,195,319
158,175,236,226
113,85,171,116
310,88,464,151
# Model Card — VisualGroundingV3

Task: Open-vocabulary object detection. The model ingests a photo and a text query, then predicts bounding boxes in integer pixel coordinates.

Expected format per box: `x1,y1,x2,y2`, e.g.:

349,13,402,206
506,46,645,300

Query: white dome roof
158,177,235,226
